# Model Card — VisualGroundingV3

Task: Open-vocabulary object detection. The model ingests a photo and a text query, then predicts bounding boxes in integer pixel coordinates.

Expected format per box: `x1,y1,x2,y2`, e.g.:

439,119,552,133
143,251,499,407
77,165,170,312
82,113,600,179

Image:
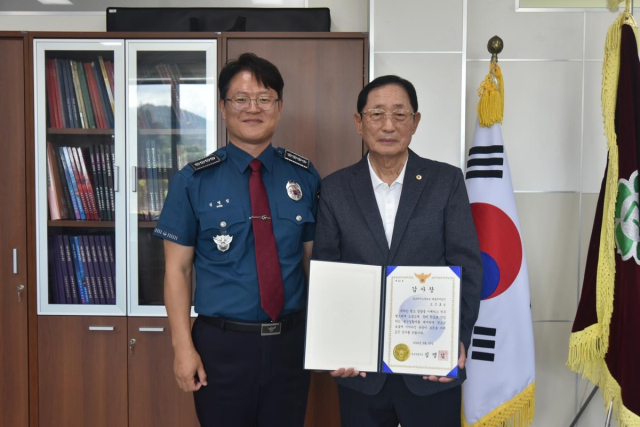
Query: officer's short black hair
218,53,284,100
356,75,418,113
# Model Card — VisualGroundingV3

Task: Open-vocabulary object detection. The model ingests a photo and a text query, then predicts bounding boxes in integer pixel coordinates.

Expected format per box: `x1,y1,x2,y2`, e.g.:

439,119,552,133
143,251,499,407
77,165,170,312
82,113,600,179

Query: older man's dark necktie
249,159,284,321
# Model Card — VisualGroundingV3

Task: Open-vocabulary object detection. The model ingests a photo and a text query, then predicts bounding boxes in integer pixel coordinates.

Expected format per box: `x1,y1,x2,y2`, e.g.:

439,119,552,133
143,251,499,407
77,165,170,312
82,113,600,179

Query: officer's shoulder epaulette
188,152,223,172
277,147,310,170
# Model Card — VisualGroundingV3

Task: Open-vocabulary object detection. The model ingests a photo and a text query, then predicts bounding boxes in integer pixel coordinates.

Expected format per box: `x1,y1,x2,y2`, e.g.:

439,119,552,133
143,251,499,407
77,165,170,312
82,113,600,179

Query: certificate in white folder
304,260,461,377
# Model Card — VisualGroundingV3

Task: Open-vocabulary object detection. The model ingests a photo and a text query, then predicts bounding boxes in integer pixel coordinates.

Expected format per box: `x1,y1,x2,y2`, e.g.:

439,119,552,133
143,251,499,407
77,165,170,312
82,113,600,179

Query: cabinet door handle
138,327,165,332
88,326,115,331
131,166,137,192
17,284,24,302
114,166,120,192
13,248,18,274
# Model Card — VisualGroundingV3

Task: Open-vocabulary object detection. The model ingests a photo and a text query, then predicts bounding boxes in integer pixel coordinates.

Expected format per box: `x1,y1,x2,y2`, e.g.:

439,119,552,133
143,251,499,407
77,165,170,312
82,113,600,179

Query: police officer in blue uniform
154,53,320,427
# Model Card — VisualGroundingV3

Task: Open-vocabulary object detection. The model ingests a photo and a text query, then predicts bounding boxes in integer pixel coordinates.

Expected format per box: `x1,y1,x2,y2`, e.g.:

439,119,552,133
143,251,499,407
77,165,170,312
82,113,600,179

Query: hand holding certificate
304,261,461,378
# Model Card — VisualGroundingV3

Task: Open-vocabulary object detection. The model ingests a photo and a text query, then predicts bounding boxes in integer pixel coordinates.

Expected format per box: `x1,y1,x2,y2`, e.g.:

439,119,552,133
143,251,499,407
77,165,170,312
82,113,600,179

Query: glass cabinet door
126,40,217,316
35,39,126,315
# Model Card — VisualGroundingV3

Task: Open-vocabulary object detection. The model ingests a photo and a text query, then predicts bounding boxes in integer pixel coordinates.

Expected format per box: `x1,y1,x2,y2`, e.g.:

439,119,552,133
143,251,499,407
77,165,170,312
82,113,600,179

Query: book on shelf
98,56,115,114
60,146,85,220
106,145,115,220
101,235,117,304
46,142,70,220
53,235,72,303
84,61,107,129
48,233,115,305
75,61,97,129
47,143,115,221
87,235,108,305
45,55,115,130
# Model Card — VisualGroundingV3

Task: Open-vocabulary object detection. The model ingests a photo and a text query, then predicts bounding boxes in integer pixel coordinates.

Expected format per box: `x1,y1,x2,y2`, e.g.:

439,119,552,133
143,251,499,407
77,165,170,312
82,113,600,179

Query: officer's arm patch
283,149,310,170
189,153,222,171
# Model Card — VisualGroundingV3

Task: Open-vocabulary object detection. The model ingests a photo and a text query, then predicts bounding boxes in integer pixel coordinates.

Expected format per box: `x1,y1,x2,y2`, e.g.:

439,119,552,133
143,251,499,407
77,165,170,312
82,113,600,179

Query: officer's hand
330,367,367,378
422,342,466,383
174,347,208,392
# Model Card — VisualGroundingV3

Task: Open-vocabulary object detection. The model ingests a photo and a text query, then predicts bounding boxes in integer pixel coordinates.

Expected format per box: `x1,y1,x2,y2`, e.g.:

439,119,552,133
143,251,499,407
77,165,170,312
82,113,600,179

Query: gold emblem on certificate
286,180,303,201
393,344,410,361
414,272,431,284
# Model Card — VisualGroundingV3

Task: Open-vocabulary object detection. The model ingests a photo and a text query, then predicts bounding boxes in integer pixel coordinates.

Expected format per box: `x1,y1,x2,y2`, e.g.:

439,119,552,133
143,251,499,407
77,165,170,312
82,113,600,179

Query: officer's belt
198,310,305,336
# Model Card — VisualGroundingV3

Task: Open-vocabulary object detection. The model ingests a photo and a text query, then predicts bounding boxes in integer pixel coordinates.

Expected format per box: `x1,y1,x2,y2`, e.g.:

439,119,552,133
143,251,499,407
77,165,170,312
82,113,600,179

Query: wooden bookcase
0,30,370,427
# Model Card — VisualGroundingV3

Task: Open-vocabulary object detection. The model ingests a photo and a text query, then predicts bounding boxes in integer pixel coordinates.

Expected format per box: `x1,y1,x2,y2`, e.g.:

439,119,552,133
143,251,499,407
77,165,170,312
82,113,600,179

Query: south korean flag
462,120,536,427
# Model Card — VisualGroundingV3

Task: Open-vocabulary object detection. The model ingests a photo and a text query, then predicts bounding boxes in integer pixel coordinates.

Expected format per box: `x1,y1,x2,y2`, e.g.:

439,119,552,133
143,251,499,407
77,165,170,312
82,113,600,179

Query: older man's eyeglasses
361,109,416,125
225,95,280,111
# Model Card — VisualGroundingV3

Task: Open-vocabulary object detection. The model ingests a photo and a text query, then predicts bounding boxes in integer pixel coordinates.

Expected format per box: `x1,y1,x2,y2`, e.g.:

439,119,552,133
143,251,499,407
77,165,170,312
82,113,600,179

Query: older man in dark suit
312,75,483,427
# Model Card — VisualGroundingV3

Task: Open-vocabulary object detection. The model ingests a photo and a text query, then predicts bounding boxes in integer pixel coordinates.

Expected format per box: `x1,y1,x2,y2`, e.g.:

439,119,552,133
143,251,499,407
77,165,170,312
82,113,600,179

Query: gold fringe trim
568,6,627,373
568,4,640,424
462,382,535,427
572,358,640,426
477,61,504,127
598,362,640,427
567,323,606,375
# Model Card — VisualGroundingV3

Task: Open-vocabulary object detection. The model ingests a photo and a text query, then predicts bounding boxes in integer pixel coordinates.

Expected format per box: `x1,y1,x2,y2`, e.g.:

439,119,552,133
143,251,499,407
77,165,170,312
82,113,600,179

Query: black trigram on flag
466,145,504,179
471,325,496,362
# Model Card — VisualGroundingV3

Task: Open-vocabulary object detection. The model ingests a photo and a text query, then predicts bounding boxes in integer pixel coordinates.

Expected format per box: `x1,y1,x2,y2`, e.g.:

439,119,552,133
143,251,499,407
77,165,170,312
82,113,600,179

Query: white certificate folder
304,260,461,377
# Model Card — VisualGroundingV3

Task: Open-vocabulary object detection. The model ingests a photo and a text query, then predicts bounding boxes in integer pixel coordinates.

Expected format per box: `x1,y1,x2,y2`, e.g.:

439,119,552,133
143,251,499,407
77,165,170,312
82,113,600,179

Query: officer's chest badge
213,234,233,252
286,180,303,201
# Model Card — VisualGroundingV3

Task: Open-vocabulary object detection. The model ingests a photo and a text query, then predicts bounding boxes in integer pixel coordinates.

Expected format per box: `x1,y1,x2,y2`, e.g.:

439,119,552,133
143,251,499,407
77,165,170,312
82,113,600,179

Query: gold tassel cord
477,61,504,128
462,382,535,427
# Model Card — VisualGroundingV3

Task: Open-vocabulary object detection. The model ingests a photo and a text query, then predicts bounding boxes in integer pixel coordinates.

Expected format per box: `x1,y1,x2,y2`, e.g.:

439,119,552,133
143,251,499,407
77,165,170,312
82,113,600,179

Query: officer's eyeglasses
360,109,416,125
224,95,280,111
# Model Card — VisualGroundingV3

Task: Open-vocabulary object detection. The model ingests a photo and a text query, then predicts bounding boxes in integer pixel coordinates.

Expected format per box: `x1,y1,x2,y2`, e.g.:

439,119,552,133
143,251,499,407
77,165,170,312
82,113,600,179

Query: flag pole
605,401,614,427
568,386,599,427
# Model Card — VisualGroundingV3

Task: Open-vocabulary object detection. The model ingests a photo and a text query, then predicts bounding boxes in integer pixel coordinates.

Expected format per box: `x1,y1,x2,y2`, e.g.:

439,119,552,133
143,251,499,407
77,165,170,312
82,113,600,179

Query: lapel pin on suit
416,175,422,180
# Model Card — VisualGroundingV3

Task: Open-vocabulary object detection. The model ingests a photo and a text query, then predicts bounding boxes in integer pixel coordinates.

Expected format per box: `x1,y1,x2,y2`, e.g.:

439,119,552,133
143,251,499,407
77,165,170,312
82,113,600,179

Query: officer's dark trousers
192,316,310,427
338,375,461,427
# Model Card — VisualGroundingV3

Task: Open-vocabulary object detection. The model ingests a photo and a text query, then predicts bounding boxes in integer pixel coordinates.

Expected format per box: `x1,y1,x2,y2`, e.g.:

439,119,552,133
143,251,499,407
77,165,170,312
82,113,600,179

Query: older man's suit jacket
312,149,483,397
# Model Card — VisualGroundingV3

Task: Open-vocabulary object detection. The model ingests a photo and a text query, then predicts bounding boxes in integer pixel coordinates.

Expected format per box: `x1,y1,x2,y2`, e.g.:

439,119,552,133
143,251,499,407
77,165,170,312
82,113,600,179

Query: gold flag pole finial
488,35,504,63
477,36,505,128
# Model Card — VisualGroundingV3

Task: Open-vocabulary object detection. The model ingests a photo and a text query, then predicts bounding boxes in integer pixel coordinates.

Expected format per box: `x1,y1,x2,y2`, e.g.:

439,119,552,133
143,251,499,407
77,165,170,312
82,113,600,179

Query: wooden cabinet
226,35,366,178
0,34,29,427
38,316,128,427
128,317,199,427
20,31,368,427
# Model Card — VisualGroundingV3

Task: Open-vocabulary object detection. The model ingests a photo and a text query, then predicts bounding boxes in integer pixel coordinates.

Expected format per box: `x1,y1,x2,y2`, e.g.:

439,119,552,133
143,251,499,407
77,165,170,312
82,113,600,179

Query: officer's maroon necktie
249,159,284,321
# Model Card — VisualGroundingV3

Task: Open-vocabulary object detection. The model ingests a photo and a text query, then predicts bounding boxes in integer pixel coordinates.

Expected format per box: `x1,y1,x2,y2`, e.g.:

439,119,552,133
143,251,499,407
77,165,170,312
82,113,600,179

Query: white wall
373,0,619,425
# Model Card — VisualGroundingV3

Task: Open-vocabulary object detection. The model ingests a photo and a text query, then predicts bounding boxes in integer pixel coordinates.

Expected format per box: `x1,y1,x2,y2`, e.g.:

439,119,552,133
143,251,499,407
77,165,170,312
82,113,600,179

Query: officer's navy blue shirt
153,142,321,322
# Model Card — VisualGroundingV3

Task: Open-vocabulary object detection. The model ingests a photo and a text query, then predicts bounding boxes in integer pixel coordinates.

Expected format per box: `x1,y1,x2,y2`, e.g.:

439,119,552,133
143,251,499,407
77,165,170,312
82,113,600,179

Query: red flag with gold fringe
568,6,640,425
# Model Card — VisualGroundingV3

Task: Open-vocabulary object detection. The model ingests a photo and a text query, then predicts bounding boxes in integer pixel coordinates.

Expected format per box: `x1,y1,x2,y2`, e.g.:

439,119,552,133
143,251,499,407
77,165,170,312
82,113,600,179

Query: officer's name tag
283,149,310,170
